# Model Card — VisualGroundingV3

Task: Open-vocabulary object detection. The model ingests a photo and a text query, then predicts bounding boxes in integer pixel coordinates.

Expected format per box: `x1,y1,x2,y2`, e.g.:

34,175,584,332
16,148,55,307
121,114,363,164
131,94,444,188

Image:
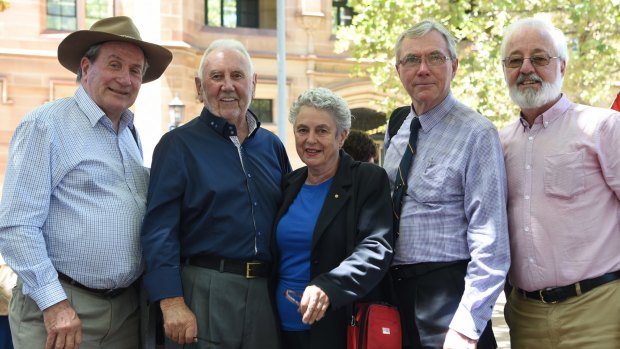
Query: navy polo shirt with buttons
141,107,291,302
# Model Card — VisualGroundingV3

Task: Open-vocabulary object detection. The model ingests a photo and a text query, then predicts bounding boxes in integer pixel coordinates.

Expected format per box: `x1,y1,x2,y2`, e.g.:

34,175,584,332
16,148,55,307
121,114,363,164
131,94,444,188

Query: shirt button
524,227,529,232
525,165,531,170
253,202,258,206
524,195,530,200
247,173,252,178
528,136,534,141
529,257,534,263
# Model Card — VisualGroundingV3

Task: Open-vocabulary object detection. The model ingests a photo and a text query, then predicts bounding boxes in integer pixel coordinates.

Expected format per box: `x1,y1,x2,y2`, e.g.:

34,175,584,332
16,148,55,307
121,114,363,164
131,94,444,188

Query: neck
306,157,339,185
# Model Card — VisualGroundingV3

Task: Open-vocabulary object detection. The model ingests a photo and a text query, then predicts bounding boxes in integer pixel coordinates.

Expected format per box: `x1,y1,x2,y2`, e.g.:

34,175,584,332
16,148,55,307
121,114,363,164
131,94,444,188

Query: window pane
237,0,258,28
47,0,77,30
223,0,237,28
250,99,273,123
332,0,354,31
85,0,114,29
206,0,222,27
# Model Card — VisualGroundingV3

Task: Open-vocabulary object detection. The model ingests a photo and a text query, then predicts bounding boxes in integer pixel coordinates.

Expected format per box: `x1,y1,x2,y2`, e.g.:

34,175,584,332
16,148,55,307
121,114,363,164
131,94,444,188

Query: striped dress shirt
383,92,510,340
0,86,148,310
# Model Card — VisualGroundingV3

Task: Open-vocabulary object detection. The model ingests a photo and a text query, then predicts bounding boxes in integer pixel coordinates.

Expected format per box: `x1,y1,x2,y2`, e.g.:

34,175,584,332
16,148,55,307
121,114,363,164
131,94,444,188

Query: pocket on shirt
412,161,448,203
544,151,585,199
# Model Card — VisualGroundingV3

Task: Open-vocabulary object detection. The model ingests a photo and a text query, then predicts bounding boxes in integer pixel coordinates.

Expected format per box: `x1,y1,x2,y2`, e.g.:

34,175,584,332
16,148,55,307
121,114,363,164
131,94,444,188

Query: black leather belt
184,256,270,279
518,270,620,304
57,272,130,298
390,260,469,280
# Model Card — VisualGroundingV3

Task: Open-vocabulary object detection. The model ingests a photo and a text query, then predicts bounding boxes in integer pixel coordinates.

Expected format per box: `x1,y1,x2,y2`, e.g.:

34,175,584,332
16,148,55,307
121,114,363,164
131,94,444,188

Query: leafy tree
0,1,9,12
335,0,620,127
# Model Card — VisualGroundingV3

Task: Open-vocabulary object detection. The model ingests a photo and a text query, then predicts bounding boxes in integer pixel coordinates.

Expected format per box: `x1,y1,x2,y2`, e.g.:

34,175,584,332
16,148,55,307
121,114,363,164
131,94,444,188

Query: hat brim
58,31,172,83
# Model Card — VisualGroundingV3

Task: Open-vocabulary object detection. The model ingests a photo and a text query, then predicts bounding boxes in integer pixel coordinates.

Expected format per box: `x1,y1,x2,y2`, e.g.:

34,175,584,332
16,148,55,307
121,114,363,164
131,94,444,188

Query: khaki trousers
9,279,140,349
505,279,620,349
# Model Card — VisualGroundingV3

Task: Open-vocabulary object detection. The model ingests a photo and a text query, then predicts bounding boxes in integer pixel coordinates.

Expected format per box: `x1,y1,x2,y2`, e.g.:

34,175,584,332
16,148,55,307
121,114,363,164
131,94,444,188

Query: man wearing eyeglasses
499,18,620,348
383,20,509,349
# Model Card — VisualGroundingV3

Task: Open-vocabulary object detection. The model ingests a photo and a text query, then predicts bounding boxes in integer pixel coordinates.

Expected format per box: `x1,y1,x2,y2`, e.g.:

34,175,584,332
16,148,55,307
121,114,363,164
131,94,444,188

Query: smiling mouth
109,88,129,95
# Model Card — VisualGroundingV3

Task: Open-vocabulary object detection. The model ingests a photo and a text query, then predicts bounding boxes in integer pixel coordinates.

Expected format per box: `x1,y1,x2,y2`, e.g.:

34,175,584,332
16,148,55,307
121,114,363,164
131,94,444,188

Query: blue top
0,86,148,310
275,178,333,331
141,107,291,302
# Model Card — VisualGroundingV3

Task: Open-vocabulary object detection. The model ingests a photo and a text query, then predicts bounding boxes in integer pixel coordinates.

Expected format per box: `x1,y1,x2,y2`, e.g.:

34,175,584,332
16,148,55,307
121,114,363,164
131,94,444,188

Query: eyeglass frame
502,54,559,69
397,51,453,69
284,289,303,307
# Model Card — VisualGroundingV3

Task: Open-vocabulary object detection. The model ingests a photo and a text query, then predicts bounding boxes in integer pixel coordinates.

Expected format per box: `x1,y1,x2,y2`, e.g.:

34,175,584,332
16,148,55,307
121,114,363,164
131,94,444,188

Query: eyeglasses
503,54,559,68
284,289,302,306
398,53,452,69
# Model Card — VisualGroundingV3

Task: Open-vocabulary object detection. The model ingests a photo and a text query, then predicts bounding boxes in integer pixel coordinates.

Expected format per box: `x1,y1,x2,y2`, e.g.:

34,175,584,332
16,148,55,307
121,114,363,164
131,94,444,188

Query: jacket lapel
311,152,355,249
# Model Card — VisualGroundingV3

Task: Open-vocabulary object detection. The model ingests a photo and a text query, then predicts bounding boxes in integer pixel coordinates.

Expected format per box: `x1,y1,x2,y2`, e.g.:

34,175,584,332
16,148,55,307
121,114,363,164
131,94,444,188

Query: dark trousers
281,330,312,349
391,260,496,349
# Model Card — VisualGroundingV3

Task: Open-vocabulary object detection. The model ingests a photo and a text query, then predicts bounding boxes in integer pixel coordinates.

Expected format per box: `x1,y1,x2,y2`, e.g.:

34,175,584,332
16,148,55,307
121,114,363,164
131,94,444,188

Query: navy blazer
272,151,394,348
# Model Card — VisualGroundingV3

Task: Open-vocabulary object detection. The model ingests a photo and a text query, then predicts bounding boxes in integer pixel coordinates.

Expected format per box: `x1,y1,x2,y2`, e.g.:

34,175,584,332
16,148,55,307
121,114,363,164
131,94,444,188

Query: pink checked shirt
500,95,620,292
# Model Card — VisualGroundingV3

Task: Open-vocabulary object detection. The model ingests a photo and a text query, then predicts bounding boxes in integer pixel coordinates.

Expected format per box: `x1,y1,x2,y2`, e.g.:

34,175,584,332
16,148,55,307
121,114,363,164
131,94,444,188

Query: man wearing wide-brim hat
0,16,172,349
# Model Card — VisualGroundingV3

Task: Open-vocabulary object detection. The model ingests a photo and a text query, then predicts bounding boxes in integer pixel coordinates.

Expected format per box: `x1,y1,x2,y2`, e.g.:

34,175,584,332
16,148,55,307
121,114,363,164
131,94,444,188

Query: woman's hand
299,285,330,324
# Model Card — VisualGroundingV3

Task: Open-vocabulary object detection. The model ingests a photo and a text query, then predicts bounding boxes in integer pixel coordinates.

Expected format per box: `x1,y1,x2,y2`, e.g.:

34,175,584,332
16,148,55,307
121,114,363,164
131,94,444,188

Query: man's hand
299,285,330,325
43,300,82,349
160,296,198,344
443,329,477,349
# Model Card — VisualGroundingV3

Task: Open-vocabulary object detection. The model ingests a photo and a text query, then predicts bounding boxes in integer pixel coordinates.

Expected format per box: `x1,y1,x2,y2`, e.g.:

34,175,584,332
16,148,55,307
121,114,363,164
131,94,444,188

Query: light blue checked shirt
0,86,148,311
383,92,510,340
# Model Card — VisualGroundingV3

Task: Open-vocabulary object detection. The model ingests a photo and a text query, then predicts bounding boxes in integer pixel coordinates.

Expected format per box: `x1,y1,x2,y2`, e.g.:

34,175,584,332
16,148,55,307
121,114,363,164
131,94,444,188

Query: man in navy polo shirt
141,39,291,348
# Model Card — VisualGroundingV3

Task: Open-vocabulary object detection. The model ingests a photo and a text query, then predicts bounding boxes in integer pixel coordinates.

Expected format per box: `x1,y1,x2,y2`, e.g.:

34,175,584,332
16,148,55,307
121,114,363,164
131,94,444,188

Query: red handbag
347,302,402,349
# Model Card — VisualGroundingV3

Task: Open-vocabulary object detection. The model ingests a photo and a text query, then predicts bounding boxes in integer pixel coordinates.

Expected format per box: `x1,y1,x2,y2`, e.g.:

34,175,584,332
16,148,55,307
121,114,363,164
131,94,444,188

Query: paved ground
492,292,511,348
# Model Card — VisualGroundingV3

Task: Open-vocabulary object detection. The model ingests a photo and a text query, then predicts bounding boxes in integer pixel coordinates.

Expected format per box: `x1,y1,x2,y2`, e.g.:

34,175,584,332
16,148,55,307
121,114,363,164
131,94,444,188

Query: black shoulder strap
387,106,410,140
129,124,139,146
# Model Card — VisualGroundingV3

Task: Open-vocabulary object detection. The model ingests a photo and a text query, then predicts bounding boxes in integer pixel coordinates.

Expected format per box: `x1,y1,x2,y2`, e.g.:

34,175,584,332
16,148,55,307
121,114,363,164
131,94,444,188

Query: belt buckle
538,289,558,304
246,262,261,279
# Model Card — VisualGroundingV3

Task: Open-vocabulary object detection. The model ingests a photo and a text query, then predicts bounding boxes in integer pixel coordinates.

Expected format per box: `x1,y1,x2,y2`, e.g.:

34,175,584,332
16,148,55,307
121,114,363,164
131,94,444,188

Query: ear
338,128,350,148
251,73,257,99
560,59,566,77
451,58,459,79
194,77,203,102
80,57,91,81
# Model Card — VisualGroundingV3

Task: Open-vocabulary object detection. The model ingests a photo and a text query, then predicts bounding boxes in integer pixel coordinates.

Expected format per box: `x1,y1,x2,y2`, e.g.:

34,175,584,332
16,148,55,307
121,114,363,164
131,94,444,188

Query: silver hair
500,17,568,63
197,39,254,79
289,87,351,136
394,20,457,63
76,43,150,83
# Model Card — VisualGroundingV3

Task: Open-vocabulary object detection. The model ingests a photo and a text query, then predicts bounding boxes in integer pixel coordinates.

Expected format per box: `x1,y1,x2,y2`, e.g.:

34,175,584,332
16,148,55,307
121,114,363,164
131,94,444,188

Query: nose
222,76,234,91
116,69,132,86
519,58,536,74
416,59,431,75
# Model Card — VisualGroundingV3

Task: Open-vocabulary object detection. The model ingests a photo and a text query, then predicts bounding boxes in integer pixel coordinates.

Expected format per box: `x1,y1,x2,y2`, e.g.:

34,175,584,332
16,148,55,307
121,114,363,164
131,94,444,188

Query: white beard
508,69,563,110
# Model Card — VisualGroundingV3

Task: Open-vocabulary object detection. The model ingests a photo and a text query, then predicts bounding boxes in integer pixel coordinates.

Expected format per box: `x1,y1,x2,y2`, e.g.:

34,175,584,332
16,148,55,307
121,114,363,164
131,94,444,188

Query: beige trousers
505,279,620,349
9,279,140,349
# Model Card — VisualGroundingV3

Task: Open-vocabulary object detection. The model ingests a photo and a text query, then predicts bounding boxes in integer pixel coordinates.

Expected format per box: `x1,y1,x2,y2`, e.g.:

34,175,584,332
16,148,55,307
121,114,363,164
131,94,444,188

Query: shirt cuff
449,303,488,341
27,280,67,311
143,267,183,302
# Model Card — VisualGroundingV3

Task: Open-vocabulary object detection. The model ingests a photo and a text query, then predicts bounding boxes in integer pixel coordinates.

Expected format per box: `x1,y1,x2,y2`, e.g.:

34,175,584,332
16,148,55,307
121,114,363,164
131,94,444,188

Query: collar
412,91,456,133
518,94,572,131
199,107,261,138
75,85,134,131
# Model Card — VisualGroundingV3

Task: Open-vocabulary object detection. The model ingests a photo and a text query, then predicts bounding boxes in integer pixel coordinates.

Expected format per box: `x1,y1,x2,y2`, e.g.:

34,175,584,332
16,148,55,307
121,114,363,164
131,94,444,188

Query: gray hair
394,20,457,63
289,87,351,136
500,17,568,63
197,39,254,79
76,43,150,82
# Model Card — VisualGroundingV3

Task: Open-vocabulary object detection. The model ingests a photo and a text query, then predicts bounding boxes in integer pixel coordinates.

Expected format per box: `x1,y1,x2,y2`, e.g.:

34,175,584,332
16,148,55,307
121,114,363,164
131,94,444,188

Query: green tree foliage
335,0,620,126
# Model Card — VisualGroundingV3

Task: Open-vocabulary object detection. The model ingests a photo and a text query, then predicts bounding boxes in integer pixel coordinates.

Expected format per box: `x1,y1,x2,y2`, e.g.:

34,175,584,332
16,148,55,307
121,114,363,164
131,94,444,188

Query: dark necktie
392,117,421,237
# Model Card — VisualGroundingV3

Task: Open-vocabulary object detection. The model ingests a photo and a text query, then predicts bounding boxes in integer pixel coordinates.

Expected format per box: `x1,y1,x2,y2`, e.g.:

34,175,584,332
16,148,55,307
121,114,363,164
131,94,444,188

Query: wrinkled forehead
205,48,251,72
505,27,555,56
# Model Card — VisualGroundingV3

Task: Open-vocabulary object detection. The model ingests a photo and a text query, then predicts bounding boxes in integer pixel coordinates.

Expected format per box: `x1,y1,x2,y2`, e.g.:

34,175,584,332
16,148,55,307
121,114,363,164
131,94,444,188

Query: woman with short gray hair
273,87,395,348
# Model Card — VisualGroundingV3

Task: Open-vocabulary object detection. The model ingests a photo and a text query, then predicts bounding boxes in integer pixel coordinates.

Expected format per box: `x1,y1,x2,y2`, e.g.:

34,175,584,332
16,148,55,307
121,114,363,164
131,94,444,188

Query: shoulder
450,101,496,130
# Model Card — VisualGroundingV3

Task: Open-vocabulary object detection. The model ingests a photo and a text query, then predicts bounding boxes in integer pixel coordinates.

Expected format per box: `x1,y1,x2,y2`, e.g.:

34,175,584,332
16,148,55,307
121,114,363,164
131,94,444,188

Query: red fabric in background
612,92,620,111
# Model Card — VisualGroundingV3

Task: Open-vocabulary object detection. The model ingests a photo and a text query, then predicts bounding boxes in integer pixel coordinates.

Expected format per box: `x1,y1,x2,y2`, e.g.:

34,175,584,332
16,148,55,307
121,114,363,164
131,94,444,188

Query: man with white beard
499,17,620,349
